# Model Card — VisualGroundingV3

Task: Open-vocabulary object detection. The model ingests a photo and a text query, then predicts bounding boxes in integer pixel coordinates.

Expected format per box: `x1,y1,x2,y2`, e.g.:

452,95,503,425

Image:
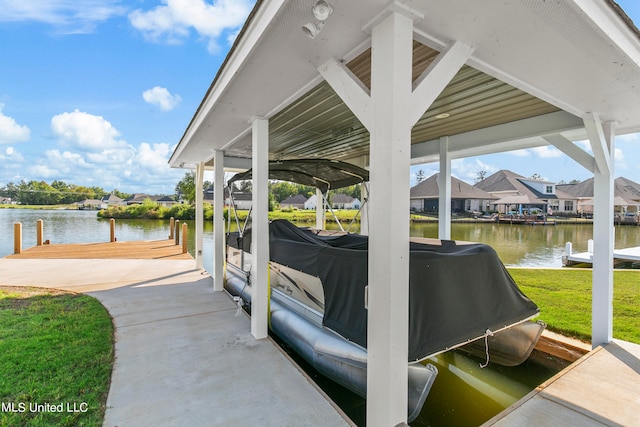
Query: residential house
101,194,125,206
410,173,496,213
280,194,307,210
557,177,640,216
0,196,11,204
77,199,107,210
204,186,230,204
304,194,319,210
156,195,178,208
124,194,152,205
475,170,576,214
331,193,361,210
226,192,252,210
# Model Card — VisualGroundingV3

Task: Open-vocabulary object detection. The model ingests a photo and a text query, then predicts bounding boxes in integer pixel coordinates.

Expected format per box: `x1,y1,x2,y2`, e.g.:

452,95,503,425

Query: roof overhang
170,0,640,170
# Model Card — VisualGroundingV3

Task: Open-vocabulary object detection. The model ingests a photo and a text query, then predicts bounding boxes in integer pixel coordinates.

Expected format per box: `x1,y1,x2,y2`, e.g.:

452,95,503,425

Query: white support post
319,5,470,423
195,162,205,270
213,150,225,292
251,118,269,340
360,182,369,236
438,136,452,240
367,11,414,426
587,115,615,348
315,188,325,230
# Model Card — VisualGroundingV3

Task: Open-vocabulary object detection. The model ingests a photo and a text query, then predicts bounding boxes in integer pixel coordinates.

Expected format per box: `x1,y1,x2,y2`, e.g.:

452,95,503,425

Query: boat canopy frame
226,159,370,234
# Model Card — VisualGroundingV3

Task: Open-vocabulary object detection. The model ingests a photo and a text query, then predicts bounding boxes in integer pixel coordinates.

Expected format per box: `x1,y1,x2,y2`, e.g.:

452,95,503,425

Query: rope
479,328,494,368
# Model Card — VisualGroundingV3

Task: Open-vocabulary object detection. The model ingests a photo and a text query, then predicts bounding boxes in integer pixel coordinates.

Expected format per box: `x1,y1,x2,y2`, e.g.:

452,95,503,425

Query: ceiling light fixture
312,0,333,20
435,113,450,119
302,0,333,39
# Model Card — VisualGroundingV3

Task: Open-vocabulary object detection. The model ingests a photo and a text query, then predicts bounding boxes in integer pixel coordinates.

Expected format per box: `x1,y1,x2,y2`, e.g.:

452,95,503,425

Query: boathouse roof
169,0,640,169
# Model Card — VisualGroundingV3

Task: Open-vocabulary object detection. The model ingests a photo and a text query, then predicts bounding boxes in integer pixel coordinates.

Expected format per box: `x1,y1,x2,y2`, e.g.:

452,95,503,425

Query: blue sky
0,1,639,194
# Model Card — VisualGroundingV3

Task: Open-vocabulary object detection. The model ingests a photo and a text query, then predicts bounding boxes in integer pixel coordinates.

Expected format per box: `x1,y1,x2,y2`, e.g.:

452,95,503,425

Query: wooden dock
4,239,192,260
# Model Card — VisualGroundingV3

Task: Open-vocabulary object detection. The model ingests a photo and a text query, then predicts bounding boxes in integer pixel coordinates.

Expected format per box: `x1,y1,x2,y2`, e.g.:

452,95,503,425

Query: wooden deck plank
5,240,192,260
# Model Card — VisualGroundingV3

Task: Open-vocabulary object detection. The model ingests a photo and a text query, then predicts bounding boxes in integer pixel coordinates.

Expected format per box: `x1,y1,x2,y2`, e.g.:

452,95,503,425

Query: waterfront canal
3,209,639,269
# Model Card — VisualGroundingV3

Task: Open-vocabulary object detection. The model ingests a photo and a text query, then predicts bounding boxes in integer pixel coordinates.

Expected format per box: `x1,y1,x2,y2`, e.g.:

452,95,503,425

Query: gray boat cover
227,159,369,193
228,220,539,362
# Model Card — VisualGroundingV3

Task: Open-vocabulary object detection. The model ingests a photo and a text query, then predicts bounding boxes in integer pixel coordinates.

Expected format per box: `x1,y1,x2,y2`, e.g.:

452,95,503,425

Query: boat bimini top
227,158,369,194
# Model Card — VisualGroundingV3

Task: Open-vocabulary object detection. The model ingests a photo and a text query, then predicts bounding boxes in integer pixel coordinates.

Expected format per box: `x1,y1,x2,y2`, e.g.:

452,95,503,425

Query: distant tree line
176,172,363,206
3,172,364,207
0,180,130,205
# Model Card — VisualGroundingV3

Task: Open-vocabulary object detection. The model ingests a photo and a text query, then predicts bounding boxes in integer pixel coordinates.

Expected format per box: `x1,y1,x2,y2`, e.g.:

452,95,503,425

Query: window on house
546,185,553,193
565,201,574,211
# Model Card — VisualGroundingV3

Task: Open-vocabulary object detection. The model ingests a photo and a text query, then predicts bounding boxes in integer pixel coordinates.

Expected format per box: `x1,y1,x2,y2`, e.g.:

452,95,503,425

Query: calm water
2,209,638,426
3,209,640,268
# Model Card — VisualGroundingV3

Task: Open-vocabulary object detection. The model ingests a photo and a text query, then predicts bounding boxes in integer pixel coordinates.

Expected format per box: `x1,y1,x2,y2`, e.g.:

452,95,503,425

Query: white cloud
51,110,126,150
0,104,30,144
45,149,91,170
0,0,126,33
0,146,24,162
507,146,562,159
508,149,531,157
129,0,254,51
136,142,173,172
452,158,498,184
143,86,182,111
530,146,562,158
20,109,184,193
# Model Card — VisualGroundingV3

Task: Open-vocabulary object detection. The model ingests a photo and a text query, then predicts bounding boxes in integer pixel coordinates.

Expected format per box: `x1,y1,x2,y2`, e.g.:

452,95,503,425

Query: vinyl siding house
331,193,361,210
410,173,496,213
304,194,319,210
280,194,307,209
557,177,640,216
77,199,106,210
156,195,178,208
226,192,252,210
475,170,577,214
101,194,125,206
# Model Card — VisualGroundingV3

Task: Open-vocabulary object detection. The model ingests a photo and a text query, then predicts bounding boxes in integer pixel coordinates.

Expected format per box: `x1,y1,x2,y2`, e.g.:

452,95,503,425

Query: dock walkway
0,241,350,426
485,339,640,426
563,240,640,266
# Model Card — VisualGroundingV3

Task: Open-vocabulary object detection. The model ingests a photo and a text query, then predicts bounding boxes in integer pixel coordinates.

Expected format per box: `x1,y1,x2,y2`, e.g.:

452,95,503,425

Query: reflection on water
416,351,557,426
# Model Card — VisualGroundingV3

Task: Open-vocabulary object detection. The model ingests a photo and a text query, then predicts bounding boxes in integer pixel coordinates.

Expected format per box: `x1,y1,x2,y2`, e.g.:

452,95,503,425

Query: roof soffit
172,0,640,168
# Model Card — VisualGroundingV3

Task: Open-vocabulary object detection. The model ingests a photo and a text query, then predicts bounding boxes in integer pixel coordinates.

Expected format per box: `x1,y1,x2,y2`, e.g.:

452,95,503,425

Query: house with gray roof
474,170,576,215
280,194,307,210
331,193,361,210
101,193,125,206
410,173,496,213
557,177,640,216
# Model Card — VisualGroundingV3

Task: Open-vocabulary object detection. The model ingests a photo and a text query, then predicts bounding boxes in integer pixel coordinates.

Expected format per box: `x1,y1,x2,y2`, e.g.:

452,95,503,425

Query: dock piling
36,219,44,246
182,223,188,254
175,220,180,245
169,217,175,240
110,218,116,242
14,222,22,254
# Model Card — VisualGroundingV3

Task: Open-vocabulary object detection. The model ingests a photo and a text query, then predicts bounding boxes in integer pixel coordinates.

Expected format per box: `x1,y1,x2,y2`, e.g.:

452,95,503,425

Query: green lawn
0,287,114,427
508,268,640,344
